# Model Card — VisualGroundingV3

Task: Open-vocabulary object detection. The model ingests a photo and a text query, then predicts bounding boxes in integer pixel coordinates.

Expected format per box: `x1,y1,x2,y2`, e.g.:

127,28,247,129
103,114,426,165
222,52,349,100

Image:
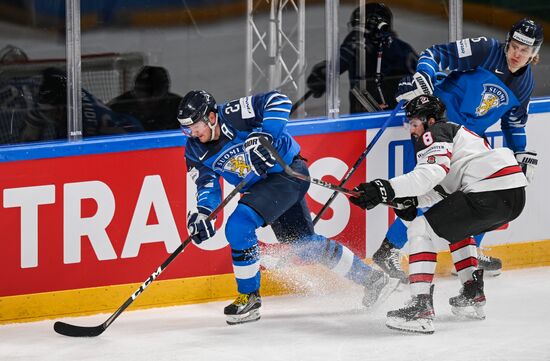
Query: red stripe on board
409,252,437,263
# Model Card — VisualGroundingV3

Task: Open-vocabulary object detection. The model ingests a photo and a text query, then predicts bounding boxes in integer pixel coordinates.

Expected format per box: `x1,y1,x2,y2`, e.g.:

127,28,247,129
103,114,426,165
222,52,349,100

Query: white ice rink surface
2,266,550,361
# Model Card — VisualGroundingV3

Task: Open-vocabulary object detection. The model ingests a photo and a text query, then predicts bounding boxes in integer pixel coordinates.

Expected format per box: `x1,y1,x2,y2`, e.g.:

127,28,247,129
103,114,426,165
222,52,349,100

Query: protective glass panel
0,1,67,145
335,1,449,117
79,1,249,134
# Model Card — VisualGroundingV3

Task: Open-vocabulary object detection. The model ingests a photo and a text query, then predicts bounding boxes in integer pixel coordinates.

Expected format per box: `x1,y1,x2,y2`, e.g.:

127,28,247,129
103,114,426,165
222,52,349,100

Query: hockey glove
187,210,215,244
515,150,538,184
306,61,327,98
391,197,418,222
244,132,276,178
349,179,395,210
395,71,434,103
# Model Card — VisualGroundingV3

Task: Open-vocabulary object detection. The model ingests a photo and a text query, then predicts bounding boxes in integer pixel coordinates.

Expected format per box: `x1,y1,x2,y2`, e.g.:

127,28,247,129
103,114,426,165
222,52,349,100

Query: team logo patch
427,155,436,164
475,84,509,117
214,145,251,177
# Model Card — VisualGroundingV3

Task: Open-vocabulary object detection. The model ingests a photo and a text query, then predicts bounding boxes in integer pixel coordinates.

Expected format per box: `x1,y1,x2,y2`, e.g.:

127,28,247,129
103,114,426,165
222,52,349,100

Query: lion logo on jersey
214,145,251,177
475,84,509,117
228,155,251,177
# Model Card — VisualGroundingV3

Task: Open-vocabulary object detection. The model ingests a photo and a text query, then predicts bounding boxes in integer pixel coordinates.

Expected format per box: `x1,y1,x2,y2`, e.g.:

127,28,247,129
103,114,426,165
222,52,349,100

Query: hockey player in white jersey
373,18,543,278
349,95,527,334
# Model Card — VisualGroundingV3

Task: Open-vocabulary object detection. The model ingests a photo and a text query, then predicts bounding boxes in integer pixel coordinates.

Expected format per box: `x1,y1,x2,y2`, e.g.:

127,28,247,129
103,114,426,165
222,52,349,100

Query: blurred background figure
109,66,182,131
306,2,418,112
0,44,28,64
21,67,144,142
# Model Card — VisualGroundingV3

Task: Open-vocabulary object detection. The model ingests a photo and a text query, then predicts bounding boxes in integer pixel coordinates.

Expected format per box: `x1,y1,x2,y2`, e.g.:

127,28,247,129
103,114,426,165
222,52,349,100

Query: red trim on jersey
463,127,491,149
439,164,450,173
454,257,479,271
409,273,434,283
485,165,522,179
433,150,453,159
449,237,476,252
409,252,437,263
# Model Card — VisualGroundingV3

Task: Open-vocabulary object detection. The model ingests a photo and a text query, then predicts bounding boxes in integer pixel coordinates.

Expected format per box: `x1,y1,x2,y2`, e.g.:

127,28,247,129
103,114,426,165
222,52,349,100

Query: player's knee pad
225,203,264,250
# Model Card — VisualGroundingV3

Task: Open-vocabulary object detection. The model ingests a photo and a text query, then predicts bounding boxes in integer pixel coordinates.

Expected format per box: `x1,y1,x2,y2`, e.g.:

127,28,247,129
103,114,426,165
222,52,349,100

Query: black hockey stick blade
259,137,360,197
53,171,256,337
54,321,106,337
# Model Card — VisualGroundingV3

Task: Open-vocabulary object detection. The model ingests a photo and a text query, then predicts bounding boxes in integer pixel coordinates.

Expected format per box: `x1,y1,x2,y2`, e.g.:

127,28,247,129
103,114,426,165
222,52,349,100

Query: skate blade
450,269,501,277
451,305,486,320
483,269,501,277
386,317,435,334
364,277,400,309
226,309,261,325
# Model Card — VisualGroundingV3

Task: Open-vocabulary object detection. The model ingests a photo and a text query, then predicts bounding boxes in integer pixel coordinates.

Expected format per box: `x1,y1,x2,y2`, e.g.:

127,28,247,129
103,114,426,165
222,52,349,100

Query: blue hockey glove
349,179,395,210
515,150,538,184
244,132,276,178
395,71,434,103
187,210,215,244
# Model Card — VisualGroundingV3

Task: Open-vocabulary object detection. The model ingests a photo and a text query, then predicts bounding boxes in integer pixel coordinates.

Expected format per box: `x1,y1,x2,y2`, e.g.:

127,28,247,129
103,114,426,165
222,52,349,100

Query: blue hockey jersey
418,37,535,152
185,91,300,215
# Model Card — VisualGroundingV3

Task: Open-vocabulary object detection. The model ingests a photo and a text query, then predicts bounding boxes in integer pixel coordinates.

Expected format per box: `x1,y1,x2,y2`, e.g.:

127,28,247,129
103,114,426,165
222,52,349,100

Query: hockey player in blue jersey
179,90,397,325
371,18,542,280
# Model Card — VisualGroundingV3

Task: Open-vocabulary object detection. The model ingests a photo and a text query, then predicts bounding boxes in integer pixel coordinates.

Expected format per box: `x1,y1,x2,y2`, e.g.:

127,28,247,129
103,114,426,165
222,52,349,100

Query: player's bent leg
387,220,437,334
293,235,399,308
224,204,265,325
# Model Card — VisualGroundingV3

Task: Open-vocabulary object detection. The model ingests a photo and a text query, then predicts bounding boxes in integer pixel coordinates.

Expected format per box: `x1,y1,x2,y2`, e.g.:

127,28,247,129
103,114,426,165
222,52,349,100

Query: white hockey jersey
389,121,527,208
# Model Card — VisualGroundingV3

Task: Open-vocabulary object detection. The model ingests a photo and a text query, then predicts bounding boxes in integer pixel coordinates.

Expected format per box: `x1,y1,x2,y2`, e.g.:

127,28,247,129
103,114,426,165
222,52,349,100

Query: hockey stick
54,171,256,337
290,90,313,115
258,137,361,197
312,99,405,225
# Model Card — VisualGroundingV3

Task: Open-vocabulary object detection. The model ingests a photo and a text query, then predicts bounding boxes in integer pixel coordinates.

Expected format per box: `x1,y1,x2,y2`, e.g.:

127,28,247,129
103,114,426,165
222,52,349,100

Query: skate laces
388,249,402,269
233,294,250,305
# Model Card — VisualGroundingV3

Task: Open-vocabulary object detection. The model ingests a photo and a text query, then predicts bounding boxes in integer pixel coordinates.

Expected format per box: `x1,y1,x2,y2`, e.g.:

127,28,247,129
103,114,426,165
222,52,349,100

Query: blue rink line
1,96,549,163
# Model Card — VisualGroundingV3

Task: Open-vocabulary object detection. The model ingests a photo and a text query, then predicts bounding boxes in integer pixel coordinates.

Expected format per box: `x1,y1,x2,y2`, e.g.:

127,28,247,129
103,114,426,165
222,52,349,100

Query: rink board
1,98,550,323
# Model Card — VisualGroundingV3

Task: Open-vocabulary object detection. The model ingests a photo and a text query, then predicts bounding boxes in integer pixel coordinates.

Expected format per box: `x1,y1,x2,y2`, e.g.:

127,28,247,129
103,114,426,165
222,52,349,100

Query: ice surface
1,267,549,361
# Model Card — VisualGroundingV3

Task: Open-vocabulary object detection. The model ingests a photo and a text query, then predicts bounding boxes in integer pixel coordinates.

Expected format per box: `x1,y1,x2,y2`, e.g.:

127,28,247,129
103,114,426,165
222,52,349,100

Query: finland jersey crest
475,84,510,117
213,144,251,177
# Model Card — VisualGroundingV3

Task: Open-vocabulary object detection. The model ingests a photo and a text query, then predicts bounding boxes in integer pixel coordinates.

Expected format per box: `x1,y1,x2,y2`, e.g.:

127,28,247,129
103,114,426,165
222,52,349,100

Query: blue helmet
506,19,544,59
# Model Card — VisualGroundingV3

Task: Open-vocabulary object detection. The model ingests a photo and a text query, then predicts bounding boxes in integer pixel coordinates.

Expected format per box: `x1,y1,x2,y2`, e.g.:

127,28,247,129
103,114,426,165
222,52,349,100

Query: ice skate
449,269,486,320
362,270,400,309
477,248,502,277
224,291,262,325
373,238,408,283
386,285,435,334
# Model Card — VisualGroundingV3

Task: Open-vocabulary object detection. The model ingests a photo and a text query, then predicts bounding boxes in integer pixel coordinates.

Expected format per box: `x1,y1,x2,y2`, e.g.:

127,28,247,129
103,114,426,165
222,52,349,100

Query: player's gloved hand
349,179,395,210
306,61,327,98
515,150,538,183
391,197,418,222
187,210,215,244
244,132,276,178
395,71,434,103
